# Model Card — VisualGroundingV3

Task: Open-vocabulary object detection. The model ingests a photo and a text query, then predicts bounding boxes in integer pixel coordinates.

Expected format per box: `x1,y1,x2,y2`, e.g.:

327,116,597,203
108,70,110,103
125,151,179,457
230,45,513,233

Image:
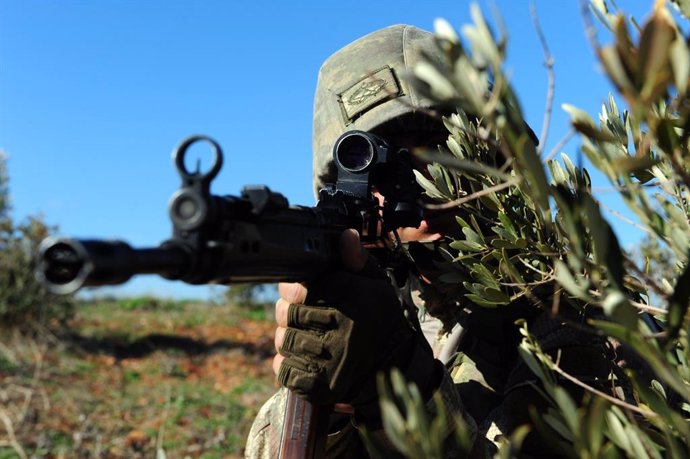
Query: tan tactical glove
273,230,441,419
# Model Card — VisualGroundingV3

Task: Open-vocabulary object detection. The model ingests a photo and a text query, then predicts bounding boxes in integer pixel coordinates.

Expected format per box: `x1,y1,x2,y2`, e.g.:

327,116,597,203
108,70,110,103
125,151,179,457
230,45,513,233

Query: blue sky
1,0,653,299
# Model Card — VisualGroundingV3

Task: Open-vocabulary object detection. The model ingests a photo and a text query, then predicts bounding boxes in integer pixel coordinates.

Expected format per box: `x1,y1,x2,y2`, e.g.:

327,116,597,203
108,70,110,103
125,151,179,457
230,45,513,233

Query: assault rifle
36,131,423,458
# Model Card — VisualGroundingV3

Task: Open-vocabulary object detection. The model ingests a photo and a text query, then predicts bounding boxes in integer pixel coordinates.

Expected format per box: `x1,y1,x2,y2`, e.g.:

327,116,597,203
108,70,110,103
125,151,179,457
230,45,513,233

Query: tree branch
530,1,555,156
423,178,520,210
550,355,658,418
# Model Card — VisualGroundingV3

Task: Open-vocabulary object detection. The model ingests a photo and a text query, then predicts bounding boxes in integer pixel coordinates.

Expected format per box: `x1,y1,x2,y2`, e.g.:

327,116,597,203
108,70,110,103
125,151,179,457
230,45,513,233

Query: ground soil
0,300,277,458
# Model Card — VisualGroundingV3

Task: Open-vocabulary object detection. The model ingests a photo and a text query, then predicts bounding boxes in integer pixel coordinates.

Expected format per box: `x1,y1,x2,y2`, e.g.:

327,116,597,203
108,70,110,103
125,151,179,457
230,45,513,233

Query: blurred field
0,298,277,458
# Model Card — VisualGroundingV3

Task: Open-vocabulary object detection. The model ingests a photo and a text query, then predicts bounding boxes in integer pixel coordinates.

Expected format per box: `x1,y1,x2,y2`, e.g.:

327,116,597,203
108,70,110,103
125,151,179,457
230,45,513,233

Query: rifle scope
334,131,377,172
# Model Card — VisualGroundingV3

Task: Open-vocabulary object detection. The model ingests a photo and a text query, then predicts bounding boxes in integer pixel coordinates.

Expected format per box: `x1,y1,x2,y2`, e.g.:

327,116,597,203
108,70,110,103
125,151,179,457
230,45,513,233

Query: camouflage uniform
246,285,612,458
246,303,477,459
246,24,617,458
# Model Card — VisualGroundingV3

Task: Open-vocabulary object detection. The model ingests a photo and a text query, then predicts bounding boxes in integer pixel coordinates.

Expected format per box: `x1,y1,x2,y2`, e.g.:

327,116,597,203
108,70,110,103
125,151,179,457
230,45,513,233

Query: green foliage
373,1,690,457
224,284,273,320
362,369,474,459
0,152,74,327
631,235,676,297
113,295,184,312
227,284,270,307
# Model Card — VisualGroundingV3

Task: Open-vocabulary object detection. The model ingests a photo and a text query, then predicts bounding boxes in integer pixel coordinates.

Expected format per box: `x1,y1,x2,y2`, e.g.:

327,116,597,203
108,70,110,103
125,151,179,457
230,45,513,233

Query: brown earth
0,301,278,458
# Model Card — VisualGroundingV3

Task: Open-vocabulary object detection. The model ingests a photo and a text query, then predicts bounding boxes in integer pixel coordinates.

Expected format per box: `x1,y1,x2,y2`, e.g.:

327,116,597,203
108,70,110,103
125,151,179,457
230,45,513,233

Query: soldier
246,24,614,458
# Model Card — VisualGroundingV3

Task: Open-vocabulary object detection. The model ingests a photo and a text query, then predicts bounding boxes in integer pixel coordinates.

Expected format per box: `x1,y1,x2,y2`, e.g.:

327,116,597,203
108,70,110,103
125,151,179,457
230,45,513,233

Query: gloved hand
273,229,441,414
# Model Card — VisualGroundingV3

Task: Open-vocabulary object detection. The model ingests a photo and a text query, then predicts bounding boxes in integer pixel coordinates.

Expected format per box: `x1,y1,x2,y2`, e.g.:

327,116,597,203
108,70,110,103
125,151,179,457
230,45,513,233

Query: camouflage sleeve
245,387,367,458
246,367,478,459
245,387,287,459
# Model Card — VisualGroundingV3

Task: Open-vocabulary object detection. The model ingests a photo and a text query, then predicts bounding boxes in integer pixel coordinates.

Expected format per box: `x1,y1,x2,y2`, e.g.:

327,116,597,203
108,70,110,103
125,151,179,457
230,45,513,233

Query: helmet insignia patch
338,66,401,123
347,79,387,105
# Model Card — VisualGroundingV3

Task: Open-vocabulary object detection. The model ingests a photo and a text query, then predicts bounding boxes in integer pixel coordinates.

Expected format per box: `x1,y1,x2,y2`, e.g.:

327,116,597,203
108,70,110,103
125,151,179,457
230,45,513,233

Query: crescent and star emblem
347,79,387,105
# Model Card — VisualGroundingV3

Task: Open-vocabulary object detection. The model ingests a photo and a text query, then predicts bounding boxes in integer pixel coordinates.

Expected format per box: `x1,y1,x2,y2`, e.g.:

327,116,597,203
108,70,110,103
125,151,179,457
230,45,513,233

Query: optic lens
336,134,374,172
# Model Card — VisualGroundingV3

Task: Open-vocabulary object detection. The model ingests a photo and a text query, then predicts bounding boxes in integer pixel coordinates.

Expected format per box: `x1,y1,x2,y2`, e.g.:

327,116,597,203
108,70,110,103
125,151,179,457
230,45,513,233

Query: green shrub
371,1,690,457
115,295,182,312
224,284,273,320
0,152,74,327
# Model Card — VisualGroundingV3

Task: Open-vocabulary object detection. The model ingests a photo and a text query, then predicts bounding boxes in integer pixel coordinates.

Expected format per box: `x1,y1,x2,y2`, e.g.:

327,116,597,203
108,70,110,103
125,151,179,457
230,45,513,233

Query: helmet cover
312,24,448,197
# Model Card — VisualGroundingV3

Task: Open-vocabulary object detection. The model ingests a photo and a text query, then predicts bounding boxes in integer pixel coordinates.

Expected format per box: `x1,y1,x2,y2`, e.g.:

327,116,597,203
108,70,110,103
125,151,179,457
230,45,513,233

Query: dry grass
0,300,277,458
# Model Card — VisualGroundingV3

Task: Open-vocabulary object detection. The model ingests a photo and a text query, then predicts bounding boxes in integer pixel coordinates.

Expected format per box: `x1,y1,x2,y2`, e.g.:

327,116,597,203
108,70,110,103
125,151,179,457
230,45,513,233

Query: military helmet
312,24,449,198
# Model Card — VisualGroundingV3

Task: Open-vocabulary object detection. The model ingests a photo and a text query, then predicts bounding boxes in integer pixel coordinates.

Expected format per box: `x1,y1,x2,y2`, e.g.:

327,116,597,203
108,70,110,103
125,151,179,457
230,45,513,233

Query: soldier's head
312,24,451,199
313,25,464,328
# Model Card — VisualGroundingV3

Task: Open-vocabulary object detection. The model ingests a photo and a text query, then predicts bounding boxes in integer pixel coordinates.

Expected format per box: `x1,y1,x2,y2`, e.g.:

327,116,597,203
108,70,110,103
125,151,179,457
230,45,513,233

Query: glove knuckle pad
288,303,336,329
278,363,315,394
281,328,325,357
278,360,330,401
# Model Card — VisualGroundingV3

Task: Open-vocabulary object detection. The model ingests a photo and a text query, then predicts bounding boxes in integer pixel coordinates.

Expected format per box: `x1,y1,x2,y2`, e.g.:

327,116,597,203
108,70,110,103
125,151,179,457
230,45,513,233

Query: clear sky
1,0,653,300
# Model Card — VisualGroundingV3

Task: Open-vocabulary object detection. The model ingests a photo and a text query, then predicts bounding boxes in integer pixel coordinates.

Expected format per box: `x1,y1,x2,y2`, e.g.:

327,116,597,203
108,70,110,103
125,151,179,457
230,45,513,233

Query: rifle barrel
37,238,189,294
